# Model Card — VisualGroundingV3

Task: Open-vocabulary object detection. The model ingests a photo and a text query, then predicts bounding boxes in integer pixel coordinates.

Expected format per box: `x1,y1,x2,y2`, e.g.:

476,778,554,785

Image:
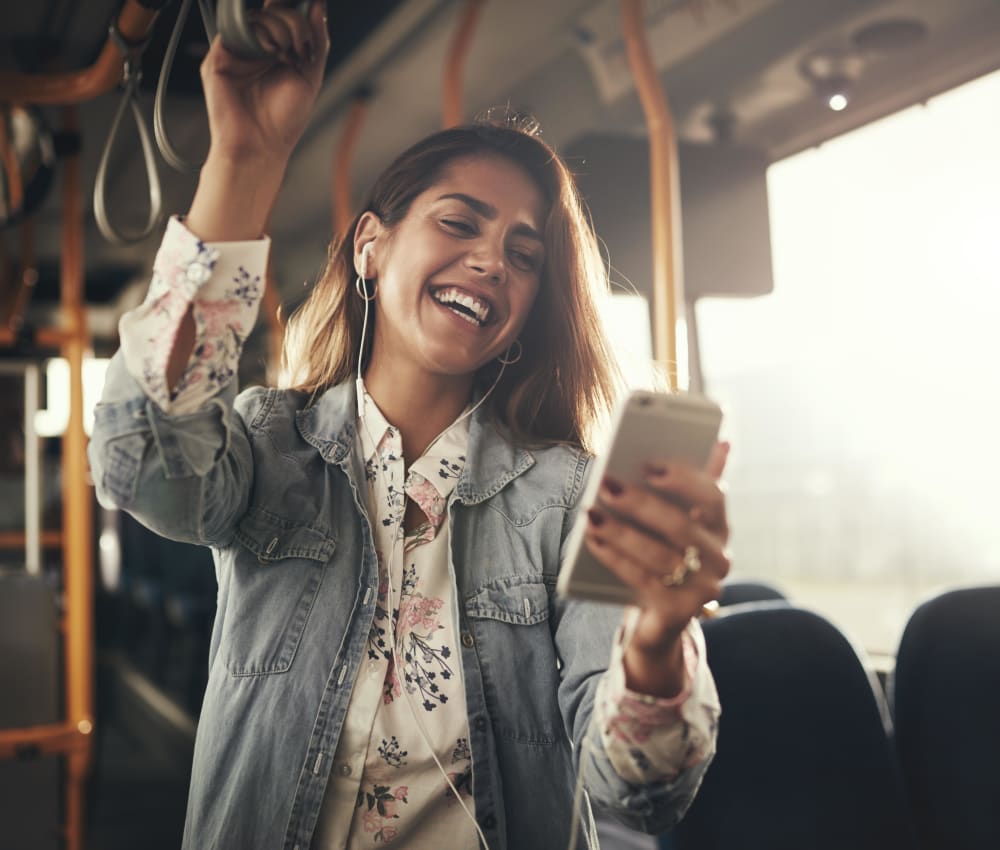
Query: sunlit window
697,69,1000,656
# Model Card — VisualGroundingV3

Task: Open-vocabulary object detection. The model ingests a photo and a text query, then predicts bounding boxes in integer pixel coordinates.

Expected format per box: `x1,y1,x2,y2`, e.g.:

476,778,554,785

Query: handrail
59,104,95,850
332,90,372,237
0,721,92,760
442,0,486,128
0,108,99,850
0,326,69,349
621,0,684,391
0,1,160,104
217,0,312,60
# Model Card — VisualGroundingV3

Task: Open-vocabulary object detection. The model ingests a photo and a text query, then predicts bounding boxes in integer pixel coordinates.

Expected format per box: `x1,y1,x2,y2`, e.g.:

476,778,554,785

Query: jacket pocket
465,577,561,744
221,508,336,677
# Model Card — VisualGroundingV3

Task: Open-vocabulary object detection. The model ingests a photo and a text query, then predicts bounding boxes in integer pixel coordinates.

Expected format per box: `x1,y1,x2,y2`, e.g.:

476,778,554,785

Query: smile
430,286,492,327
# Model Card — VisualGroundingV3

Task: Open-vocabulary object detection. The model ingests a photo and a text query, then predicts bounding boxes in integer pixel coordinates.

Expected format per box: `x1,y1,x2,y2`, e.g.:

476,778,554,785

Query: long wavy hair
279,118,622,453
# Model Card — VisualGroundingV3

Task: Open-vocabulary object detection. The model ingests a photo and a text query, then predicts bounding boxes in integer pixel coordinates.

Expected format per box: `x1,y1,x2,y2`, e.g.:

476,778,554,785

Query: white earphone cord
353,262,589,850
354,260,496,849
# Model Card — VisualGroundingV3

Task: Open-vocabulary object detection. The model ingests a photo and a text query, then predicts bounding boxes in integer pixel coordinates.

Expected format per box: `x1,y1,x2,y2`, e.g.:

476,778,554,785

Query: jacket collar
295,381,535,505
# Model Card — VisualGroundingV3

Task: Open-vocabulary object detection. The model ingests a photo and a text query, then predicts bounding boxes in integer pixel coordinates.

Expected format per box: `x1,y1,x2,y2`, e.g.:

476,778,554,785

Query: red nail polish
602,477,623,496
587,508,605,526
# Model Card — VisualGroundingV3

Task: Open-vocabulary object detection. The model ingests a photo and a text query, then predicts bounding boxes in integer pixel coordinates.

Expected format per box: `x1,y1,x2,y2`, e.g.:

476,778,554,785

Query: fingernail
587,508,606,527
601,477,623,497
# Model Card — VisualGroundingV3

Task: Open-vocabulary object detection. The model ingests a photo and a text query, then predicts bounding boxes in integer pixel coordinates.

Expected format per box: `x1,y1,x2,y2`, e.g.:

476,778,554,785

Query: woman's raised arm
166,0,329,390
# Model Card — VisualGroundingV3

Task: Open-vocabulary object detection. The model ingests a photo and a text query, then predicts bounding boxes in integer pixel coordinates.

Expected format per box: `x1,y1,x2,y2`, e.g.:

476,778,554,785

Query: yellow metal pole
620,0,684,390
59,104,94,850
442,0,486,128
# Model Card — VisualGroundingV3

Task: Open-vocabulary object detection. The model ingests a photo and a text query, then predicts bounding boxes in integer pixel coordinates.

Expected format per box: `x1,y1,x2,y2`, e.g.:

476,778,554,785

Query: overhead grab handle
93,22,163,244
217,0,313,61
154,0,217,172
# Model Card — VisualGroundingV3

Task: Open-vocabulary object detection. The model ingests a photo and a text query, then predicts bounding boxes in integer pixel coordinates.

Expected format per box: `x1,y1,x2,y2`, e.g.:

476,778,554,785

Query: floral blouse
120,218,721,848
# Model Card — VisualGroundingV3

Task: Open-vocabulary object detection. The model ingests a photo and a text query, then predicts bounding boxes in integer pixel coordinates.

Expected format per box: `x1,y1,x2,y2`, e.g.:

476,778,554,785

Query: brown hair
279,118,622,452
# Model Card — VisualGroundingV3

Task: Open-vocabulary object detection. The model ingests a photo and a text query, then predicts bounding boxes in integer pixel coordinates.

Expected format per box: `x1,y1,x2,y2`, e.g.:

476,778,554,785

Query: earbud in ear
360,243,373,279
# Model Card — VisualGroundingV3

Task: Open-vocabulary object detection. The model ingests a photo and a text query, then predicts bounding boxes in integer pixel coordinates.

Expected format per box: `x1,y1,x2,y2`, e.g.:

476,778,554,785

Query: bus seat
890,585,1000,850
666,603,916,850
718,580,787,607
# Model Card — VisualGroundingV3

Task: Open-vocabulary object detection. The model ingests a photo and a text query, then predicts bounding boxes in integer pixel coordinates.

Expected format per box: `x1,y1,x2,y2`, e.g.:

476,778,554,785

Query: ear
353,212,382,278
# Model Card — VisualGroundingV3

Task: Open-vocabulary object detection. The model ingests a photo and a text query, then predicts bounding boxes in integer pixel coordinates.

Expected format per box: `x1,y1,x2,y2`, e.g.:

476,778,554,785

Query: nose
465,241,506,285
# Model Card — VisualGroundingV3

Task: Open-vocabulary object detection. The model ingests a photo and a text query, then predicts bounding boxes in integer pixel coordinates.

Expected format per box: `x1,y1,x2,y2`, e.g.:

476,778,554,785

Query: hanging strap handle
93,22,163,244
217,0,313,60
154,0,216,172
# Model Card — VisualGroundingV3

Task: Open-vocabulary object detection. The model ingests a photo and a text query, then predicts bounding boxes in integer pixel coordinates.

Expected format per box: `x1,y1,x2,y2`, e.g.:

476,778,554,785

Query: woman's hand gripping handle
167,1,329,391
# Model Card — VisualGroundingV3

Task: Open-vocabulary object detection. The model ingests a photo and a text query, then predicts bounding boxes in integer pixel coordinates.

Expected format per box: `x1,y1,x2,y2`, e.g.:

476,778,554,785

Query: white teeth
432,288,490,325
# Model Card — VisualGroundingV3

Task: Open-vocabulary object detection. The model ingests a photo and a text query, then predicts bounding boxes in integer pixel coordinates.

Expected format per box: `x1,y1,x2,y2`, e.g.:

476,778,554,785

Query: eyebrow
436,193,544,243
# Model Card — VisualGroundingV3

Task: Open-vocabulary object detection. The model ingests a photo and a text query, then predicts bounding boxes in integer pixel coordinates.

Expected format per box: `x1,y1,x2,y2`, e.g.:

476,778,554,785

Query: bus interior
1,0,999,848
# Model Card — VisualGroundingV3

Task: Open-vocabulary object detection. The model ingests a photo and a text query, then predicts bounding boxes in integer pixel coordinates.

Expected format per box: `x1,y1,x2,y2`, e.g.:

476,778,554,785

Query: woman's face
364,154,547,383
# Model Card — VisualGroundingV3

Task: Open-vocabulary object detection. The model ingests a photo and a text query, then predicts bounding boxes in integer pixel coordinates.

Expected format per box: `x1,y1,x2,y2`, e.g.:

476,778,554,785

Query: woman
89,3,729,848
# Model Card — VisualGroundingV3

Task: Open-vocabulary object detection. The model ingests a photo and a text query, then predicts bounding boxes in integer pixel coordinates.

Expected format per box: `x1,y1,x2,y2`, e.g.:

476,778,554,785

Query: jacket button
483,814,496,829
461,632,475,648
474,716,487,732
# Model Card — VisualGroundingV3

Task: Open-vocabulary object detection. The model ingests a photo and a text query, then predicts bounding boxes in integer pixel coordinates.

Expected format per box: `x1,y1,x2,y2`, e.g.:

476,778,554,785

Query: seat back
891,585,1000,850
671,603,915,850
718,579,787,607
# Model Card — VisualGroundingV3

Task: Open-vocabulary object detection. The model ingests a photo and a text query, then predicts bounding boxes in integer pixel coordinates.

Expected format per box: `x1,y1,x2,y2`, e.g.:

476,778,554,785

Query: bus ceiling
2,0,1000,321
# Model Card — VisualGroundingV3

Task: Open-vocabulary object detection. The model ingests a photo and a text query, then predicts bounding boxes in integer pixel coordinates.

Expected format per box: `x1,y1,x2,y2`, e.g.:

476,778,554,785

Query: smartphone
556,390,723,605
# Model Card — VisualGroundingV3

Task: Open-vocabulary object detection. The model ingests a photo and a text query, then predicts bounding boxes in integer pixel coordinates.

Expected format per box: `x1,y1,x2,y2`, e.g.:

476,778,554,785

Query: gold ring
662,546,702,588
683,545,702,574
663,563,688,587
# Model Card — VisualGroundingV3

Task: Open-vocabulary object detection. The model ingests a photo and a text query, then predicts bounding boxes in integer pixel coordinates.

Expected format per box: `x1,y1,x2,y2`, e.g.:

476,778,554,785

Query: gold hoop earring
354,274,376,302
497,340,522,365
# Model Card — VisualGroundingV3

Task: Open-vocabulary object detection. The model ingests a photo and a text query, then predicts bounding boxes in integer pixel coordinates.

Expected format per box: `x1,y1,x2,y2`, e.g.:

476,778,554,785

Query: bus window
696,68,1000,659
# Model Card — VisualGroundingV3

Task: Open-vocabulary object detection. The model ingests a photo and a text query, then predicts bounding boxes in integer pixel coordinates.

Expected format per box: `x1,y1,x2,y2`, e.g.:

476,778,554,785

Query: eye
509,248,541,272
441,217,475,235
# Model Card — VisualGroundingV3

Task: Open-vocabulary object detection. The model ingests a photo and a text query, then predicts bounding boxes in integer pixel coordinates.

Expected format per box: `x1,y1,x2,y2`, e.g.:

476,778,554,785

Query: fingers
583,529,724,609
211,1,327,74
705,440,730,480
601,466,729,541
253,4,312,65
586,503,731,586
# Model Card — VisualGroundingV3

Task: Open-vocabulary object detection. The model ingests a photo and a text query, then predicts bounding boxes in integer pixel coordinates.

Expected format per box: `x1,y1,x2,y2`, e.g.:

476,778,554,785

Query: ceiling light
828,93,849,111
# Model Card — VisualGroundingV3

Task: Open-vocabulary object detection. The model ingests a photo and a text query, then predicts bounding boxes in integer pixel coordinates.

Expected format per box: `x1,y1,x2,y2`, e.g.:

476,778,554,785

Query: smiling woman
281,124,620,453
86,3,730,849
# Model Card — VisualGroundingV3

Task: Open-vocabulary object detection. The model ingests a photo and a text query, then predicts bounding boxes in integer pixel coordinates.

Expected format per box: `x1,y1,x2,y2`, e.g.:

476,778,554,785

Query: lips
429,285,495,327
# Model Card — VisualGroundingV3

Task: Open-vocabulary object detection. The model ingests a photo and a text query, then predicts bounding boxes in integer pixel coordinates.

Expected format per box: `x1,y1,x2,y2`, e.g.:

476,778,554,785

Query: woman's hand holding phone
584,440,731,699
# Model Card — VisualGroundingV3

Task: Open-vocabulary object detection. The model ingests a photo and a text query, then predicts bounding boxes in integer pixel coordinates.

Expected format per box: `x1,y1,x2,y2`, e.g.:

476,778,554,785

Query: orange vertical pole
59,104,94,850
621,0,684,390
262,273,285,384
332,93,371,238
442,0,486,128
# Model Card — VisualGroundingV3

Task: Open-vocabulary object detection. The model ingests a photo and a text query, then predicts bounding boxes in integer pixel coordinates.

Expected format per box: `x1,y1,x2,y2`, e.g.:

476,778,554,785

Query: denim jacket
89,355,711,850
